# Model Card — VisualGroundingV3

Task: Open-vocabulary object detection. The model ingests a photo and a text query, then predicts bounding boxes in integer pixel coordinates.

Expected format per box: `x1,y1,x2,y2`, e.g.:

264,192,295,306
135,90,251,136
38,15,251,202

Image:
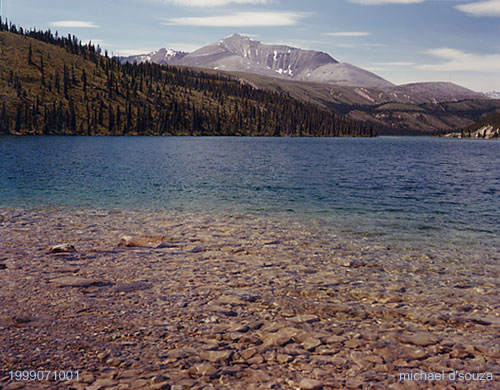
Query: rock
395,332,441,347
49,276,101,288
277,353,293,363
151,382,171,390
326,335,345,344
302,337,322,351
351,351,372,369
86,378,118,390
247,353,265,364
262,333,293,347
48,243,76,253
290,314,320,324
188,362,218,376
0,263,6,269
200,350,233,364
240,347,258,360
115,281,152,293
118,235,162,247
299,378,323,390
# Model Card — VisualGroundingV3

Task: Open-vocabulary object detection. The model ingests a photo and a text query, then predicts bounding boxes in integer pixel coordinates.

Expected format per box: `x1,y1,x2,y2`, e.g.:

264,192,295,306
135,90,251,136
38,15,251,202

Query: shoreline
1,208,499,389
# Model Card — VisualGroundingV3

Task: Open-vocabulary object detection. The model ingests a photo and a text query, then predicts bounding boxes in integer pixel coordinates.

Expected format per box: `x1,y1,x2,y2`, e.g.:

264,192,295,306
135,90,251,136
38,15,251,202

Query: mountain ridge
121,34,394,89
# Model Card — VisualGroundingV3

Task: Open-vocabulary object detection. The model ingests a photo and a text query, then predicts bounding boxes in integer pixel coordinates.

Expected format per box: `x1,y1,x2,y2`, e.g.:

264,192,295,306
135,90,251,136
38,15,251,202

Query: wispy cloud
456,0,500,17
349,0,424,4
418,48,500,71
48,21,99,28
81,39,105,46
373,61,414,66
165,12,303,26
115,49,158,56
324,31,370,37
157,0,270,6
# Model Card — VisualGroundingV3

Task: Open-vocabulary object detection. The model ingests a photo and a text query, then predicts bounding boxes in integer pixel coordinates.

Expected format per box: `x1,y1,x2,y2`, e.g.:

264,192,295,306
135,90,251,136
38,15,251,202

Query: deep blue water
1,136,499,250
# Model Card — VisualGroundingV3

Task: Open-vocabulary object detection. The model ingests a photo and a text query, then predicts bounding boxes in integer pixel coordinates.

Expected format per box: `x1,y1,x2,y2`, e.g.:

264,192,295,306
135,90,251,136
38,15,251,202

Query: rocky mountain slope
119,48,187,65
122,34,394,88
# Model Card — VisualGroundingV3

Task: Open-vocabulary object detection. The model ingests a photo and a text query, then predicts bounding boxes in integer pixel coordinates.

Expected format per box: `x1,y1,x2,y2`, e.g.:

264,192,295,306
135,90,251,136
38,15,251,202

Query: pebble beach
0,207,499,389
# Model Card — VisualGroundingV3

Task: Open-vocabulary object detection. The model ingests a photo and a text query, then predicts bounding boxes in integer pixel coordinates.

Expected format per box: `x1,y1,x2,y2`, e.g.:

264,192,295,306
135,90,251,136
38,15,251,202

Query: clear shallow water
1,136,499,251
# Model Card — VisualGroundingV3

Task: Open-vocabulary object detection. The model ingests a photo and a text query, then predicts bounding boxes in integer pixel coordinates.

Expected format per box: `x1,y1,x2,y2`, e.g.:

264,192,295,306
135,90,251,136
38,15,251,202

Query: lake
1,136,499,252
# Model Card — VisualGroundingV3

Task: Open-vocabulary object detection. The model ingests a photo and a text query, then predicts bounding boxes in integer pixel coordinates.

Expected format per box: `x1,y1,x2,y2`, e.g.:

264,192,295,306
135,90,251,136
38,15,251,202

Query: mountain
0,23,375,137
119,48,187,65
483,91,500,99
124,34,394,89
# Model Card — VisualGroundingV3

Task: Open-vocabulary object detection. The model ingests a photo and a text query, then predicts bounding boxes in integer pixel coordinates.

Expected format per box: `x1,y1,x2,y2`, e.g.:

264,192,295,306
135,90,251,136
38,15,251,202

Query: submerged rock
48,243,76,253
49,276,101,288
299,378,323,390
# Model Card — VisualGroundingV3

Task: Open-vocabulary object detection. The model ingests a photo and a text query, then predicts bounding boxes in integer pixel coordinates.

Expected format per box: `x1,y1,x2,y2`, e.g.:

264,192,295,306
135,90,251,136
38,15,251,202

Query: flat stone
118,235,162,247
262,333,293,347
277,353,293,363
49,276,101,288
188,362,218,376
247,353,265,364
200,350,233,363
115,281,152,293
299,378,323,390
395,332,441,347
290,314,319,324
302,337,322,351
48,243,76,253
240,347,258,360
87,378,118,390
151,382,171,390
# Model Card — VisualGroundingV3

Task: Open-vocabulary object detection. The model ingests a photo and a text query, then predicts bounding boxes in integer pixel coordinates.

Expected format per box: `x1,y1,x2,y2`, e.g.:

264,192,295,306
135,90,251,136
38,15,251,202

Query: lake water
1,136,499,252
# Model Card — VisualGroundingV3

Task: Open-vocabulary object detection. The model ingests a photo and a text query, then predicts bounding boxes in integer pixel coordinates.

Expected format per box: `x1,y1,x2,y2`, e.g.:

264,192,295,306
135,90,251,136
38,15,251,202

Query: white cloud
373,61,415,66
81,39,105,46
324,31,370,37
418,48,500,72
349,0,424,4
168,43,208,52
158,0,270,6
48,21,99,28
165,11,303,26
115,49,158,56
456,0,500,17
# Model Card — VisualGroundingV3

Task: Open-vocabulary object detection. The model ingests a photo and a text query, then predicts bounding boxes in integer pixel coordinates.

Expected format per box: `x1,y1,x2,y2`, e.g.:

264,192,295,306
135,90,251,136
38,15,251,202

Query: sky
2,0,500,91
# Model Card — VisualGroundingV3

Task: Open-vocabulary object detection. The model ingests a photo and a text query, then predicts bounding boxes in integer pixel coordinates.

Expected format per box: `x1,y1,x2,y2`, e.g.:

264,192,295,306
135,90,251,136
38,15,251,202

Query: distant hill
0,22,374,137
204,70,500,135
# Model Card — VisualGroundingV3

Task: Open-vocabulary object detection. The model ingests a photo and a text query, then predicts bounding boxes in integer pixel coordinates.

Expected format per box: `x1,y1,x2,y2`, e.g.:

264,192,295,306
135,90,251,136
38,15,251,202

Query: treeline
0,19,376,137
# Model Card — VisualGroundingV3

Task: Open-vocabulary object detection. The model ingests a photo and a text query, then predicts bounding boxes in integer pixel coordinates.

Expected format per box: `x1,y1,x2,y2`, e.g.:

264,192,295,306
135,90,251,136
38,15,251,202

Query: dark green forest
0,20,376,137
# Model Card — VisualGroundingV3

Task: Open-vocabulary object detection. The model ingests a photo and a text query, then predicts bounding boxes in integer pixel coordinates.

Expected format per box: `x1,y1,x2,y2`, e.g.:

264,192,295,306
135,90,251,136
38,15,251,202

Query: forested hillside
0,20,375,137
461,111,500,138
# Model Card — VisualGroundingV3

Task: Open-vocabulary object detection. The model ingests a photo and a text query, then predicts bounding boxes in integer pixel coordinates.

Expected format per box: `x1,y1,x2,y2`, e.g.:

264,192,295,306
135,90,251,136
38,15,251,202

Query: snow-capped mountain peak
483,91,500,99
118,48,187,65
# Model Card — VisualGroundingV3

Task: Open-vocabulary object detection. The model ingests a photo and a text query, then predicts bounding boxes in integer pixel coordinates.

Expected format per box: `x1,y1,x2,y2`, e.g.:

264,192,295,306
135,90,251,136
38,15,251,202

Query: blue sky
3,0,500,91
